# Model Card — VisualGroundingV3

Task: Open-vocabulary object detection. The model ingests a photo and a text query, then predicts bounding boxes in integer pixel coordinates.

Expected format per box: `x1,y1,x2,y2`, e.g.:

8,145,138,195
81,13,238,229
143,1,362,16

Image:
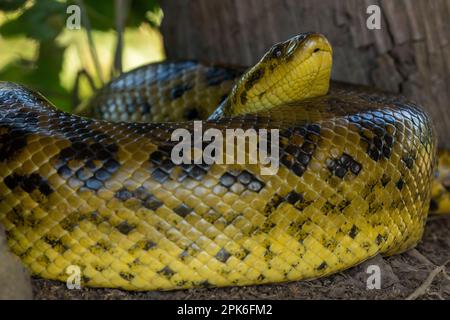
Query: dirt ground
32,216,450,300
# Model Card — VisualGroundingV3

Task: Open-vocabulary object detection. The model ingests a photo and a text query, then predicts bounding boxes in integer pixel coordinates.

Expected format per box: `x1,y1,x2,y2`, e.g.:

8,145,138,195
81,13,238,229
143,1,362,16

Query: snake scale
0,33,448,291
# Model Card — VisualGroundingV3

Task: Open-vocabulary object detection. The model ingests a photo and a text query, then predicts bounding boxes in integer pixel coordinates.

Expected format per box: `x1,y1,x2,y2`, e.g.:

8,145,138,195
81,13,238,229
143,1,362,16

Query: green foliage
0,0,27,12
0,0,160,111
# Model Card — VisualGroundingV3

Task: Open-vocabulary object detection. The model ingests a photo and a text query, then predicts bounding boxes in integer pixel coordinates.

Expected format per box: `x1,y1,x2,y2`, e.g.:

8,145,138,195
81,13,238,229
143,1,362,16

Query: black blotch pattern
348,110,396,162
0,112,39,162
171,83,193,99
158,266,175,279
184,107,200,120
244,69,265,91
327,153,362,179
114,187,163,211
119,272,135,281
396,178,404,190
4,173,53,196
240,91,248,104
149,147,211,183
205,66,242,86
116,221,136,235
215,248,231,263
264,191,306,214
173,204,192,217
349,225,359,239
280,124,321,177
220,172,236,188
219,170,265,193
317,262,328,271
54,121,120,192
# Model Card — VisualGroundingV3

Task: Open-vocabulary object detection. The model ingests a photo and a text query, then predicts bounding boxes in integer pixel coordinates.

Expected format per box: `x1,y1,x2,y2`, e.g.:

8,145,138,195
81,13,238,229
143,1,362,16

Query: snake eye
272,45,283,59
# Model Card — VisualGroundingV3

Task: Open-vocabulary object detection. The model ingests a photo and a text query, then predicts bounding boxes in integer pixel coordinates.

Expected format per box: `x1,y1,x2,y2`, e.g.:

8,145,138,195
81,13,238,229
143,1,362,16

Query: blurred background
0,0,164,111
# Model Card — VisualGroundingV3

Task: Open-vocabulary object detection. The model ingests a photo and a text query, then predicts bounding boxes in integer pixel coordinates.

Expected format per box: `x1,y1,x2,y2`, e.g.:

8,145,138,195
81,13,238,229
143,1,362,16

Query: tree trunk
160,0,450,148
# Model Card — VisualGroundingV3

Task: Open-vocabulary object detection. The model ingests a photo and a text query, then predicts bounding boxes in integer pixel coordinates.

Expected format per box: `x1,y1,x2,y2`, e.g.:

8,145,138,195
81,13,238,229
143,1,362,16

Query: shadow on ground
32,216,450,300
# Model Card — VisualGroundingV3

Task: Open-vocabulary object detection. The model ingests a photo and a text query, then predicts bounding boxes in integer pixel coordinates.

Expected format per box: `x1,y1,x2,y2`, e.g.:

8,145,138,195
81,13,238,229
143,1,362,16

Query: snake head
224,33,333,116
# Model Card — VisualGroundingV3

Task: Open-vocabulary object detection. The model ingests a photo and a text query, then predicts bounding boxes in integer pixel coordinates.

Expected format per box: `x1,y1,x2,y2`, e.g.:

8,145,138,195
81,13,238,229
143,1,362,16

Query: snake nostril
313,48,320,53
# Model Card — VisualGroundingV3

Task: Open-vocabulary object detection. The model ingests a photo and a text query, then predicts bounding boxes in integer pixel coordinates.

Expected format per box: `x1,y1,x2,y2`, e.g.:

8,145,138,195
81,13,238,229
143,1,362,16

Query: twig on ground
406,260,450,300
407,248,435,266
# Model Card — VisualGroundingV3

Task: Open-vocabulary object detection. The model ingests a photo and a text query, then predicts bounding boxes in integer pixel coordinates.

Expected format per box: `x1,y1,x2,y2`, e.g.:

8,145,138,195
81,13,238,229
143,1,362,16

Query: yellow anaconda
0,33,445,291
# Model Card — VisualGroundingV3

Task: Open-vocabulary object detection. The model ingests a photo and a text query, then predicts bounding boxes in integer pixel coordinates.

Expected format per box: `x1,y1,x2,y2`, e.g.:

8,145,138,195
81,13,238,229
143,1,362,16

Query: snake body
0,34,441,291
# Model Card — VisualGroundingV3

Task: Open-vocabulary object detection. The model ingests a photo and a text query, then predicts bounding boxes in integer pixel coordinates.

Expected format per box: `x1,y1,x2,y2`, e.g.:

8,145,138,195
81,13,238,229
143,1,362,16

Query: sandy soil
32,216,450,300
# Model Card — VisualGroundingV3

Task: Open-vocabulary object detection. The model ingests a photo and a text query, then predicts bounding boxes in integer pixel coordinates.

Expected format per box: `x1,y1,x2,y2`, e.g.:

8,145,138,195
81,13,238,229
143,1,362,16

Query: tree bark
160,0,450,148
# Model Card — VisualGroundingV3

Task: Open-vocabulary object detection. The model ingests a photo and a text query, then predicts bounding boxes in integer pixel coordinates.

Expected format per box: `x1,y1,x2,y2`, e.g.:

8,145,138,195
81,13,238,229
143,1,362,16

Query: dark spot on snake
381,174,391,187
141,102,151,114
292,163,306,177
119,272,135,281
215,248,231,263
4,173,53,196
402,154,415,169
116,221,136,235
160,159,175,173
151,168,169,184
43,235,65,250
158,266,175,279
237,170,253,185
350,161,362,175
368,146,381,161
85,178,102,191
115,188,133,201
143,195,163,211
0,127,28,162
375,234,384,245
301,142,315,155
173,204,192,217
396,178,404,190
297,152,311,167
334,166,347,179
349,225,359,239
143,240,157,250
149,150,165,165
248,178,265,193
281,154,294,168
188,165,207,180
104,159,120,173
94,168,111,181
286,144,299,157
76,168,92,181
57,165,72,178
317,262,327,271
205,66,241,86
240,91,248,104
307,124,321,135
184,107,200,120
265,194,284,213
220,172,236,188
171,83,193,99
286,191,303,204
244,68,265,91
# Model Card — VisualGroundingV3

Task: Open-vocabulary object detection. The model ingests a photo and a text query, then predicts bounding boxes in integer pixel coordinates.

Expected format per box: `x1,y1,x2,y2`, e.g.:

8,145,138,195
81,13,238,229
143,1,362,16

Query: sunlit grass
58,24,165,102
0,7,165,109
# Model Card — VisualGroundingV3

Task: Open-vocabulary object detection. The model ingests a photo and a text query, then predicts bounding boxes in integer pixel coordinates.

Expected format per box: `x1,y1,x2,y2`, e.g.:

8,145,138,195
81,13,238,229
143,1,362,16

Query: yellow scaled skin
0,33,439,291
